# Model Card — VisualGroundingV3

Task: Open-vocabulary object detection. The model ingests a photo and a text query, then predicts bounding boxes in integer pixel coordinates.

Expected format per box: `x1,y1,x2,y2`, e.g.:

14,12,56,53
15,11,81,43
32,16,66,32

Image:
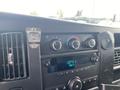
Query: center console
41,31,114,90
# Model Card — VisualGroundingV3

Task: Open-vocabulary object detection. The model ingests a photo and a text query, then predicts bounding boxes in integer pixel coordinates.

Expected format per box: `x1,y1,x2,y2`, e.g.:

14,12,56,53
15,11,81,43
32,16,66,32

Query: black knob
50,39,62,51
90,53,99,63
67,77,82,90
68,38,80,50
86,38,96,48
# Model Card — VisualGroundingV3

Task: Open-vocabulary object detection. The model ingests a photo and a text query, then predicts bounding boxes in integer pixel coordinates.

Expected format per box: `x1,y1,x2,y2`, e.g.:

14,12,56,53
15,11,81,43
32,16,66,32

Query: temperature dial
50,39,62,51
68,38,80,50
87,38,96,48
67,77,82,90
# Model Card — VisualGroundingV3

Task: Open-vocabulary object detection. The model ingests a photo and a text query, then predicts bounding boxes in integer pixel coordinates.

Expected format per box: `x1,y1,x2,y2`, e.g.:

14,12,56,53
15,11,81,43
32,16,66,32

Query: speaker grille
0,32,28,81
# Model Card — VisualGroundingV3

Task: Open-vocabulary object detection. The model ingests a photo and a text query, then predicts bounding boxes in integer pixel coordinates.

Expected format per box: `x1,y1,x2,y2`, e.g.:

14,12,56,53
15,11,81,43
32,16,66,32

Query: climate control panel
41,33,97,56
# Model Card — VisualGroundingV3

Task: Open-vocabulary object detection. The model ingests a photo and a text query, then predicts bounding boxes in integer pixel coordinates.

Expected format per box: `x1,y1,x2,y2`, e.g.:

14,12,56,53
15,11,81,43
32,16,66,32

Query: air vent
114,49,120,66
114,33,120,47
0,32,28,81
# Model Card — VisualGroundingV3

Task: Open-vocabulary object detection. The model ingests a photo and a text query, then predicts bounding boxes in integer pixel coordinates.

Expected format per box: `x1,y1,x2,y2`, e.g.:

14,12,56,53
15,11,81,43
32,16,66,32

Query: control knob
68,38,80,50
50,39,62,51
91,53,99,63
86,38,96,48
67,76,82,90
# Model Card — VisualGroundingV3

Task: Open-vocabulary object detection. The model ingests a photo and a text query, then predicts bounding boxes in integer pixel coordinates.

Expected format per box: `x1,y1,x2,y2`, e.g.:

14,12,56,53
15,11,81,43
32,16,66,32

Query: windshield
0,0,120,27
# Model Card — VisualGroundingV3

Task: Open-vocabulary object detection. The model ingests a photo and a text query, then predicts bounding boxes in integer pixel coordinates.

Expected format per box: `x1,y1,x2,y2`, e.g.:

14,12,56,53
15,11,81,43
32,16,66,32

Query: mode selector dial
50,39,62,51
68,38,80,50
67,77,82,90
86,38,96,48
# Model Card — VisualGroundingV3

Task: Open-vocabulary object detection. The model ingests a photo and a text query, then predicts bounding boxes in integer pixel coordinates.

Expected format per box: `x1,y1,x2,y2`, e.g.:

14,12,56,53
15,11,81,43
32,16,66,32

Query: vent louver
0,32,28,81
114,49,120,66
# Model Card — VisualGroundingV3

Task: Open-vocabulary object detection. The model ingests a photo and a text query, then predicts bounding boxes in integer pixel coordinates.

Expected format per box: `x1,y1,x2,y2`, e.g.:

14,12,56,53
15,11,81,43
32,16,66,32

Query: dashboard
0,13,120,90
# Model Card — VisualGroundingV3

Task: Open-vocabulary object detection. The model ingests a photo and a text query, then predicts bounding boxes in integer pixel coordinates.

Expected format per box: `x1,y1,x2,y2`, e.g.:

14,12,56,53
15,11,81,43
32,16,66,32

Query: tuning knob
50,39,62,51
67,77,82,90
68,38,80,50
86,38,96,48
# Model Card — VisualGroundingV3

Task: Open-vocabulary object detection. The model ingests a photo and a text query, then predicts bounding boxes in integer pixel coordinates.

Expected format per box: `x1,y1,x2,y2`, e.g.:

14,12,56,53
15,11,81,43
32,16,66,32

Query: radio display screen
48,57,76,73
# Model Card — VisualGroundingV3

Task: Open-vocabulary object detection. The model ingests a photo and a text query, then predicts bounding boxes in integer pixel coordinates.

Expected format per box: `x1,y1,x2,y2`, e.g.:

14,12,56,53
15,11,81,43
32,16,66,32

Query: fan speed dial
50,39,62,51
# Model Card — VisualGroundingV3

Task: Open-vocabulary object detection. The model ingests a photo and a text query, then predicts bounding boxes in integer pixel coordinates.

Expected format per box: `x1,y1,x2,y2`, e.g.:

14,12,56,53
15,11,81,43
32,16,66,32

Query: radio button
71,70,74,73
63,86,66,89
93,78,97,81
82,81,86,84
65,72,69,74
90,53,99,63
55,88,59,90
45,61,51,67
59,72,64,75
88,79,92,82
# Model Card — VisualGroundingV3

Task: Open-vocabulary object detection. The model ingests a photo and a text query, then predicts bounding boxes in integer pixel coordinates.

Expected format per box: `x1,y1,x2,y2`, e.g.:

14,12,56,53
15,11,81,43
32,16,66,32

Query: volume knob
68,38,80,50
50,39,62,51
67,77,82,90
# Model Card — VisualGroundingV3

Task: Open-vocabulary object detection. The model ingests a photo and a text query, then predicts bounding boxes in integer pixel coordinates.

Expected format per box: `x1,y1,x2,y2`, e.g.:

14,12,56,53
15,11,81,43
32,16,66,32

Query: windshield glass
0,0,120,27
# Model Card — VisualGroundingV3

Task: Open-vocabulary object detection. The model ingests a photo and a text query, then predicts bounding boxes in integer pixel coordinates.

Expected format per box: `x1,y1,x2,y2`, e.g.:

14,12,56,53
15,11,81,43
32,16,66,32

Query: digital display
48,57,76,73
